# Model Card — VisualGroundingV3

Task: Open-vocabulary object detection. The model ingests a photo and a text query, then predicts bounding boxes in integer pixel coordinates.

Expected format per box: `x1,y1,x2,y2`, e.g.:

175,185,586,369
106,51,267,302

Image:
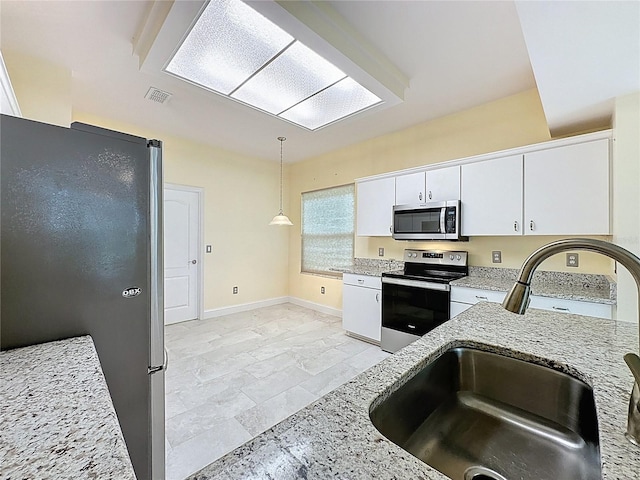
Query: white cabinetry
356,177,395,236
396,166,461,206
524,139,610,235
461,155,523,236
342,274,381,342
450,285,612,320
427,165,460,202
395,172,426,205
461,138,610,236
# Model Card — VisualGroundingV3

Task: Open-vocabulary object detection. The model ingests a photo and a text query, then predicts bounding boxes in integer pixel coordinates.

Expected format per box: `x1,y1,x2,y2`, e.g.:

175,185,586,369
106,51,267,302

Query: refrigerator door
148,140,166,480
0,115,162,480
150,370,165,480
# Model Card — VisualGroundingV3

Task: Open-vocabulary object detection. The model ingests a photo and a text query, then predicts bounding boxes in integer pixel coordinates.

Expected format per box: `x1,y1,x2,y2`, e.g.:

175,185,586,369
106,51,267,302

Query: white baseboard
202,296,342,319
203,296,289,319
287,297,342,317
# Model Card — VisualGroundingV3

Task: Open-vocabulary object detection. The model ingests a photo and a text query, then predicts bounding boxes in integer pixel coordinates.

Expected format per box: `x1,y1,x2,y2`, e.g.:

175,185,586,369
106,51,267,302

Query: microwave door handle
439,207,446,234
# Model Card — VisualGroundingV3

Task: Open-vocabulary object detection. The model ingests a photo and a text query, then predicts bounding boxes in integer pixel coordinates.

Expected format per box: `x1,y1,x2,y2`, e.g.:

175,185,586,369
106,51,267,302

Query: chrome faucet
501,238,640,446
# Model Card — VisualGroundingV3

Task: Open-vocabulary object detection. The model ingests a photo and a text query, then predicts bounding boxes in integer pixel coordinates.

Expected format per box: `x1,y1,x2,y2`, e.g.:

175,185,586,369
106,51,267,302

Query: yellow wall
73,112,291,313
2,50,71,127
288,89,614,311
612,91,640,324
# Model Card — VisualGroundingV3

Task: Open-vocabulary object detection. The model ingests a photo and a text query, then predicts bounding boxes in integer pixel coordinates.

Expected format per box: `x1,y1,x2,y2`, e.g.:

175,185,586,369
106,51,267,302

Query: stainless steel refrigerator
0,114,165,480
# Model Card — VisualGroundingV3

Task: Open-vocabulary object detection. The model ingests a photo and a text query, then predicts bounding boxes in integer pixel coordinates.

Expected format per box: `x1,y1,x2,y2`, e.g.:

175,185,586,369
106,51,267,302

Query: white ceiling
0,1,638,163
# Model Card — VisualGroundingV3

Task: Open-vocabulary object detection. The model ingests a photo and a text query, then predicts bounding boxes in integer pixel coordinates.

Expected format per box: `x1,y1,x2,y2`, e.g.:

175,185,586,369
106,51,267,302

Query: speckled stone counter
0,336,136,480
332,258,404,277
452,266,616,305
190,302,639,479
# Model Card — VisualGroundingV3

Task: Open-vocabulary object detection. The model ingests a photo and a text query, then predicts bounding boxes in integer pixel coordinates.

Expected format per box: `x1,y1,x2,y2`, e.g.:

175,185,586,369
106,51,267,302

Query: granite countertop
452,266,616,305
332,258,404,278
0,336,136,480
190,302,639,479
335,261,616,305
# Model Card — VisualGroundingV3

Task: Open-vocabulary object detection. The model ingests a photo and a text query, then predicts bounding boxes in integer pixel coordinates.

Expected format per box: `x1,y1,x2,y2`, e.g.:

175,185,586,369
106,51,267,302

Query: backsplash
468,266,616,300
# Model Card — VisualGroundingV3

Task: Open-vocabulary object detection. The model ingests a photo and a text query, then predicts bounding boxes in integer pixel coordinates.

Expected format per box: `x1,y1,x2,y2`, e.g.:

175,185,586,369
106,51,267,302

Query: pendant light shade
269,136,293,226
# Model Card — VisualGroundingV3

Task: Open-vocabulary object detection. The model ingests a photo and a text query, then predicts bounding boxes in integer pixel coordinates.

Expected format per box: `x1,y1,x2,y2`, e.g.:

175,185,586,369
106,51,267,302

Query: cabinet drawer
343,273,381,289
528,296,612,319
450,286,506,305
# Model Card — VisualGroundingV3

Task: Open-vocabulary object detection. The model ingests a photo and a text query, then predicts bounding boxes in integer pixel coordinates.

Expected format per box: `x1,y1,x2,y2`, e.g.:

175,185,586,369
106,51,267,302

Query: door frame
164,183,204,322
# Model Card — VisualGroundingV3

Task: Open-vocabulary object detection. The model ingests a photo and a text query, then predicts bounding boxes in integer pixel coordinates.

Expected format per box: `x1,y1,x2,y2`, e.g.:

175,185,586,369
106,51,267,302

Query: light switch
206,245,212,253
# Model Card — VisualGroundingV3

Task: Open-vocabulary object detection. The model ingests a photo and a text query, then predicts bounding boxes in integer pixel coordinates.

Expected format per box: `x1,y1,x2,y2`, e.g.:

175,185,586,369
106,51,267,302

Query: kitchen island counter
190,302,639,479
0,335,136,479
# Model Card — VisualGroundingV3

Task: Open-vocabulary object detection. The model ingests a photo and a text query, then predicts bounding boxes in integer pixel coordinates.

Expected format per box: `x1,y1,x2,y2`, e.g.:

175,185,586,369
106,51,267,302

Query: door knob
191,259,197,264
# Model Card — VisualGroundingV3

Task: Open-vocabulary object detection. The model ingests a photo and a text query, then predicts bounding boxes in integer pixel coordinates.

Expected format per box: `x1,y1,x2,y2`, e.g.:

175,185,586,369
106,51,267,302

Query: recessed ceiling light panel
232,41,346,115
166,0,293,95
163,0,386,130
280,77,382,130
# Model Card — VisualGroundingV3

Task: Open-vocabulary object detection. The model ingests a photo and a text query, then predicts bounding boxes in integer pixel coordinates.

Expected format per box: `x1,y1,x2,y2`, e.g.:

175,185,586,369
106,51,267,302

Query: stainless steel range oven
381,249,468,353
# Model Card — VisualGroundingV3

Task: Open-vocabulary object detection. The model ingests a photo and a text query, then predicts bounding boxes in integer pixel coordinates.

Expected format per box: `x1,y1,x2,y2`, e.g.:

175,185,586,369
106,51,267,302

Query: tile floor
164,302,390,480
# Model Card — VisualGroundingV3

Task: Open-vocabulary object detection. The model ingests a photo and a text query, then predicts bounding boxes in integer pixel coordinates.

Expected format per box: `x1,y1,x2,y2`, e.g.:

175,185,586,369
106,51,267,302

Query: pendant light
269,136,293,226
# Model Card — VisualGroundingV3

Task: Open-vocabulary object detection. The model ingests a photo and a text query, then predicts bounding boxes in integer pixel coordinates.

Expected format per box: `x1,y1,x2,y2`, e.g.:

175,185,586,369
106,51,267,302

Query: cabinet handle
552,306,570,312
530,220,535,231
375,293,380,303
389,225,392,233
407,324,416,330
475,295,488,300
357,279,365,284
514,221,519,232
419,192,423,201
428,190,432,200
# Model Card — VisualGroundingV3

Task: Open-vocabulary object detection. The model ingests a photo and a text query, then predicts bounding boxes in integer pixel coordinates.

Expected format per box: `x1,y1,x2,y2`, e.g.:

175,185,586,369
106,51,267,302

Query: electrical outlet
233,286,238,294
206,245,212,253
566,253,579,267
492,251,502,263
321,286,325,294
378,247,384,257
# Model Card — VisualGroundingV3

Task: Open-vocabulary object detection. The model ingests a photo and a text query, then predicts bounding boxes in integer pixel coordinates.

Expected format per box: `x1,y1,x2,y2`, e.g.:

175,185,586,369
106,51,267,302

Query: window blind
301,184,354,275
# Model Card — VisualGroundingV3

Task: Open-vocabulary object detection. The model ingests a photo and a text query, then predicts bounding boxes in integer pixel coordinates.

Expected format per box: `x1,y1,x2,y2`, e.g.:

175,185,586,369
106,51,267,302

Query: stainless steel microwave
392,200,463,240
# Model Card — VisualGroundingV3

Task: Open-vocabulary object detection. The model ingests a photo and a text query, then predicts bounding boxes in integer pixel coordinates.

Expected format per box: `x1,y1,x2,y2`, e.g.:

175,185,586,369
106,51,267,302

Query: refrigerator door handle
148,141,165,369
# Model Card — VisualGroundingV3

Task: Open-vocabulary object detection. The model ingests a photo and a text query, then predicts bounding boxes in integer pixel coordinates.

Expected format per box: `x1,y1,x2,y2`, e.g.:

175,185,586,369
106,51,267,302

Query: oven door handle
382,277,450,291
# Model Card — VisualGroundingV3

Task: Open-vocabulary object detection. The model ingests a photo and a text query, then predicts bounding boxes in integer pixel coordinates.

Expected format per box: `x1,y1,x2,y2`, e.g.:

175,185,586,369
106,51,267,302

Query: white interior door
164,187,200,325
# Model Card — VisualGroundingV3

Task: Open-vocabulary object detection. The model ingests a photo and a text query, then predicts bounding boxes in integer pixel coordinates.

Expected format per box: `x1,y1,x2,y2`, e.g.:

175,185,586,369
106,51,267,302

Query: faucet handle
625,353,640,387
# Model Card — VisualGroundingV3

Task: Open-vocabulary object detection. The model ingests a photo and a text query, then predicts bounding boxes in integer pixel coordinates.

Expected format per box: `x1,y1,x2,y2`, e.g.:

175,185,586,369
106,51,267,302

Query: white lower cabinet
450,285,612,320
342,274,381,342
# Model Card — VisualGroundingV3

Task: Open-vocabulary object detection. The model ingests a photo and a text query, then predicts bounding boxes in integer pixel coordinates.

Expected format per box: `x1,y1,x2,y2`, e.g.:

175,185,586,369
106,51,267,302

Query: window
301,184,355,275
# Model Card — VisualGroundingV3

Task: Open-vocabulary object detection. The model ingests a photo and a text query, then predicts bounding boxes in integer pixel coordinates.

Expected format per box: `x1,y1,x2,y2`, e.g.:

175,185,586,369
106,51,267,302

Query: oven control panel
404,249,468,266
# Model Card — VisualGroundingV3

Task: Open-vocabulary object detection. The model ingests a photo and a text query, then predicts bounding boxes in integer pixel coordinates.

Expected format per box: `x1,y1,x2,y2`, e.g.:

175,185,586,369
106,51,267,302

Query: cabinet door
524,139,610,235
356,177,395,236
342,284,381,341
395,172,426,205
461,155,523,235
426,165,460,201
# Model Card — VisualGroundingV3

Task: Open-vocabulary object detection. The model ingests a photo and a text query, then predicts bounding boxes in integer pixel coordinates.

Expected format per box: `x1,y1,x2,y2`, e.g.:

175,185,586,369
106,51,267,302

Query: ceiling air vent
144,87,172,104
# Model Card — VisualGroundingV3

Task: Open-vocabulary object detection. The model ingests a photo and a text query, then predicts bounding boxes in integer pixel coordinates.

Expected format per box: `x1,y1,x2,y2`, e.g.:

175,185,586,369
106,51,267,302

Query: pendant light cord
278,136,286,213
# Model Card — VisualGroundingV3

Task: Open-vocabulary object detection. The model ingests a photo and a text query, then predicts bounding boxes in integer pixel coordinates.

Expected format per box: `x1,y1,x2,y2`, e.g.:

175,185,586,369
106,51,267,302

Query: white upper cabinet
426,165,460,202
356,177,395,236
395,171,426,205
461,155,524,236
524,139,610,235
395,165,461,205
